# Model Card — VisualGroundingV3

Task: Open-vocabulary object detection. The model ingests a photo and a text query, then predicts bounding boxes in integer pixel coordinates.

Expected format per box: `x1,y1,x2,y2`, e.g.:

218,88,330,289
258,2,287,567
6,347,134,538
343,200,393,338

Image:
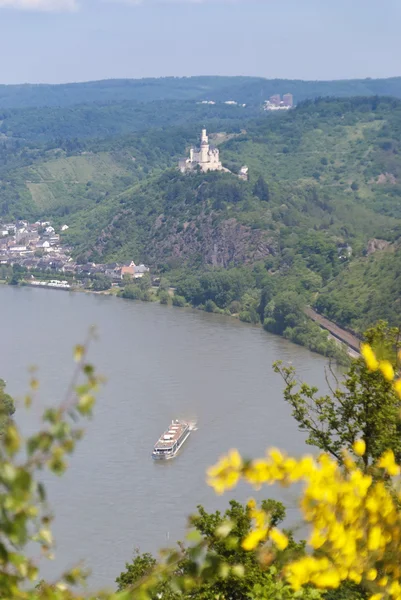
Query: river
0,285,332,591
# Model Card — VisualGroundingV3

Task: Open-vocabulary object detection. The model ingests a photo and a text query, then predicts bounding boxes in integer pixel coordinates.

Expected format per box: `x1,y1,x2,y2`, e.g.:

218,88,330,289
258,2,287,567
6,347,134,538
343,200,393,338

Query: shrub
121,285,141,300
159,290,170,305
172,295,186,307
205,299,217,313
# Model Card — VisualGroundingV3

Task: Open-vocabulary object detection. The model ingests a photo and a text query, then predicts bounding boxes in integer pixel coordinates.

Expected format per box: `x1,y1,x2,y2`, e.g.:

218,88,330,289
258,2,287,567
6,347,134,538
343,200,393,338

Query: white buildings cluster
264,93,294,111
197,100,246,107
0,220,70,262
0,219,149,283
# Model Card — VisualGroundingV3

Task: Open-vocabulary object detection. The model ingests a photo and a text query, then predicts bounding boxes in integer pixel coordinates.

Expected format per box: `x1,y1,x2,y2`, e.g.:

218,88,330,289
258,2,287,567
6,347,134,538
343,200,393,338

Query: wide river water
0,285,332,591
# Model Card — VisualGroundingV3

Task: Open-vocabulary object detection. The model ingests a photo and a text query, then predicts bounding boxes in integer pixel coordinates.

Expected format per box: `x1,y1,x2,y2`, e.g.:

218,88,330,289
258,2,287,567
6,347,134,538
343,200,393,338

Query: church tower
200,129,209,163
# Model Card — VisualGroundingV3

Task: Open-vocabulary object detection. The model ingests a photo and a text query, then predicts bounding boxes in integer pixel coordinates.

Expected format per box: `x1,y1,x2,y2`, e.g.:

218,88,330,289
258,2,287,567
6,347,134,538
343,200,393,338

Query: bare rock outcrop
146,215,278,267
376,172,397,185
366,238,391,255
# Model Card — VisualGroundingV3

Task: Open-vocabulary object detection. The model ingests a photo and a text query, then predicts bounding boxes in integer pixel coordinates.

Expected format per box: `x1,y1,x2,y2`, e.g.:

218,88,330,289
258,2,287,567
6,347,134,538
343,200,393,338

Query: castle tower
200,129,209,163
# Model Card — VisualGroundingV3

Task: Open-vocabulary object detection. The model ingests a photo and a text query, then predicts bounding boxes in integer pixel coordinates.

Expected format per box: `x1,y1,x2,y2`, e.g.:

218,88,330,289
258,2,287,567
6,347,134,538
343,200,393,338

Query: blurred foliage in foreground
0,377,15,432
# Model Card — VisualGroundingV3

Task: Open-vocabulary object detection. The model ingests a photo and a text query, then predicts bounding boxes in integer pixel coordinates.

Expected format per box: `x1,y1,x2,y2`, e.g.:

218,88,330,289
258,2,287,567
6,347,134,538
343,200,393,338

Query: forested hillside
2,75,401,108
60,97,401,261
1,94,401,343
315,243,401,332
0,122,244,218
0,100,254,142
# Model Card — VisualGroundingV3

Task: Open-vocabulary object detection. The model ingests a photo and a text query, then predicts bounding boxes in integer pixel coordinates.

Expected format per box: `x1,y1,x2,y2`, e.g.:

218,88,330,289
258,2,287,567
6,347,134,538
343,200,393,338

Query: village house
49,259,65,272
63,263,75,273
77,263,97,276
48,235,60,246
37,259,51,270
36,240,51,251
134,264,150,279
22,259,37,270
120,261,136,279
104,264,121,280
9,246,27,254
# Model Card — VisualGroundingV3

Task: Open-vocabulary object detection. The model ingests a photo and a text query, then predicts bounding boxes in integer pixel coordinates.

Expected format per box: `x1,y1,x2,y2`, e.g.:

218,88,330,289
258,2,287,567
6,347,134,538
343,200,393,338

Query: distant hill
0,77,258,109
1,95,401,338
2,75,401,109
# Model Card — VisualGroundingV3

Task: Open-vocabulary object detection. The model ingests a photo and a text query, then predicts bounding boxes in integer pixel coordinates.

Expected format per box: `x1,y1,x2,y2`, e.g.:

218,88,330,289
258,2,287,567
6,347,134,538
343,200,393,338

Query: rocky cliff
145,214,277,267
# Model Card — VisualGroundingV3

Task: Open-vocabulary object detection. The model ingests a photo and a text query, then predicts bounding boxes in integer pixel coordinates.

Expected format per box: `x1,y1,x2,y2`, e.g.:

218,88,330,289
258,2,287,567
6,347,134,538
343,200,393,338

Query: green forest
1,91,401,352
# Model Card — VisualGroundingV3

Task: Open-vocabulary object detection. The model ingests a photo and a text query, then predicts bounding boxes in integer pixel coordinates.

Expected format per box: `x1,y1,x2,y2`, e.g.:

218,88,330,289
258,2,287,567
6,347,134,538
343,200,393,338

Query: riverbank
6,278,352,364
305,307,361,357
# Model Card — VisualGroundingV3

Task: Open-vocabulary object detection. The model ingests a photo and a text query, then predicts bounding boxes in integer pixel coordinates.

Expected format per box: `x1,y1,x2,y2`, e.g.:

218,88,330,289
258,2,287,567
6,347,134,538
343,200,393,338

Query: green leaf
216,520,234,538
73,344,85,362
186,530,202,544
77,394,95,415
4,424,21,455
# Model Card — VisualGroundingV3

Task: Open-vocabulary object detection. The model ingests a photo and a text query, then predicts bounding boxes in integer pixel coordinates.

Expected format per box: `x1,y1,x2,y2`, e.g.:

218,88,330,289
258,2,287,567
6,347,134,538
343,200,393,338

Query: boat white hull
152,429,191,460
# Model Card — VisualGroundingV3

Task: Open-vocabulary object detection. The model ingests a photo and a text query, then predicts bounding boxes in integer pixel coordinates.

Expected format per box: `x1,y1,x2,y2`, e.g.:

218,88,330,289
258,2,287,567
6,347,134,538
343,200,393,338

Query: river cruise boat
152,419,196,460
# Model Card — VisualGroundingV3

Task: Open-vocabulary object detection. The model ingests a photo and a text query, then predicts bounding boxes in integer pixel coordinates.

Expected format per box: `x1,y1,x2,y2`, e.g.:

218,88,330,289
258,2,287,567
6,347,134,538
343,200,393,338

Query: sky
0,0,400,84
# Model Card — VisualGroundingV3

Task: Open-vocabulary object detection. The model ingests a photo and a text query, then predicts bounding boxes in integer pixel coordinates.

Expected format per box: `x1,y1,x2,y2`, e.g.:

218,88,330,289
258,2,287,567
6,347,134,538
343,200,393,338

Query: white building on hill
179,129,227,174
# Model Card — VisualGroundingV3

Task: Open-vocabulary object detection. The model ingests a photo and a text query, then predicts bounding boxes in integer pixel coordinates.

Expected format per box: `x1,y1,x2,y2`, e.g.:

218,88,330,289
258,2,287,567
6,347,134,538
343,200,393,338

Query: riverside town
0,218,149,287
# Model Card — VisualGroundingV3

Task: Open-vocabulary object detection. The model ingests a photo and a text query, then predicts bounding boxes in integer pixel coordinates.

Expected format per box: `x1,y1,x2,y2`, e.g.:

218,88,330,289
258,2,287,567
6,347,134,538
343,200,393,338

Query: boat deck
154,420,188,449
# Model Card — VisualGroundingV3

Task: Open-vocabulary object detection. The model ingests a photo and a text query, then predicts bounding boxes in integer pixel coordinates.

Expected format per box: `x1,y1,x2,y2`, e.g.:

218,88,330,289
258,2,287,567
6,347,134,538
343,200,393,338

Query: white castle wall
179,129,224,173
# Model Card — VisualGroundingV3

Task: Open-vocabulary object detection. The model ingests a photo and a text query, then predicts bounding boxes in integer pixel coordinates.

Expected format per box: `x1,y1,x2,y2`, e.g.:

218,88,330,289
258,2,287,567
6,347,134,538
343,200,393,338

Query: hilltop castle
179,129,225,173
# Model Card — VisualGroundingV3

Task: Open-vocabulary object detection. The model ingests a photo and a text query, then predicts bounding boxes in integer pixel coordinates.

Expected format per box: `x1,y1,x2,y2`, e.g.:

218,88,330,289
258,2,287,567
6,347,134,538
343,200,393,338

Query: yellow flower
389,581,401,596
377,450,400,477
270,528,288,551
228,448,243,469
353,439,366,457
242,528,267,551
309,529,327,549
361,343,379,371
366,495,380,513
367,569,377,581
368,525,382,551
247,498,257,510
379,360,395,381
206,449,243,494
312,570,341,589
349,570,362,584
369,594,383,600
394,379,401,398
207,442,401,597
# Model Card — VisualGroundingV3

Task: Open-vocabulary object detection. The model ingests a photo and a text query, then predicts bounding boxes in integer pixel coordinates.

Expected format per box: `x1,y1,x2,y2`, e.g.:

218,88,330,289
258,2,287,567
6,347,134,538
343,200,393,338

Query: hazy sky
0,0,400,84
